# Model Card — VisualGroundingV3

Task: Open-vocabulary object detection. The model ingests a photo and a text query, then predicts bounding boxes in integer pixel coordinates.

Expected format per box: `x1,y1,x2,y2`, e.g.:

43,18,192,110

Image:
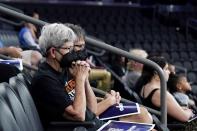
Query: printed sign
98,120,155,131
0,59,23,70
99,102,140,120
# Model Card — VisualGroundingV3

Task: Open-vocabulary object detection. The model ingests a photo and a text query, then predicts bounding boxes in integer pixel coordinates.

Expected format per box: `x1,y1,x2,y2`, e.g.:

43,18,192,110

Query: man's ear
48,47,56,58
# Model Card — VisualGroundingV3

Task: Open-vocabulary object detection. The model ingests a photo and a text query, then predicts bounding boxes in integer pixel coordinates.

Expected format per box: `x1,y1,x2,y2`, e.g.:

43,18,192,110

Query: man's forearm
73,77,86,116
96,99,111,116
85,78,97,114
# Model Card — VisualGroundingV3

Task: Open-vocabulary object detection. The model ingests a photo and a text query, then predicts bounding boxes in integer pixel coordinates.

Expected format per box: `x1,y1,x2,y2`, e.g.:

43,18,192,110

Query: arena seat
10,75,96,131
183,61,192,71
0,30,19,47
9,77,43,131
0,98,20,131
187,71,197,84
192,61,197,71
0,83,33,131
0,81,95,131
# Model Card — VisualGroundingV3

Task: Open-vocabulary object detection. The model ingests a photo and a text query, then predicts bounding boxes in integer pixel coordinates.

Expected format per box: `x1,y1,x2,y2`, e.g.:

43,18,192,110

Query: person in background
135,55,194,122
167,74,195,108
65,23,111,92
124,49,148,89
19,12,40,50
64,23,153,124
110,54,131,99
111,54,126,80
0,45,22,58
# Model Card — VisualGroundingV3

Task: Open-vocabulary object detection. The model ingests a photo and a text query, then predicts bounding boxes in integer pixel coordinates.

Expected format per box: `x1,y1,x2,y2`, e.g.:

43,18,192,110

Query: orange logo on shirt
65,79,76,92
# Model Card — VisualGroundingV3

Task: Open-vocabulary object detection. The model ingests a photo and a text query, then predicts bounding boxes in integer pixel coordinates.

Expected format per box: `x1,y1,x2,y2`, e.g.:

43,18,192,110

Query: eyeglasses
56,46,74,52
74,44,85,49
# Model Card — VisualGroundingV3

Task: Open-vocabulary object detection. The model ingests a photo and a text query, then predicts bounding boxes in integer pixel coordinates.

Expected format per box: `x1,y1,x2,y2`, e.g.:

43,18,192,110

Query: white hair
129,49,148,58
39,23,76,53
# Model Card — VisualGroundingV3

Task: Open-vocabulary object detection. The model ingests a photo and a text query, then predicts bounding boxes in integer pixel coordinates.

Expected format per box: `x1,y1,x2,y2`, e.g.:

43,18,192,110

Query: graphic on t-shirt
65,79,76,101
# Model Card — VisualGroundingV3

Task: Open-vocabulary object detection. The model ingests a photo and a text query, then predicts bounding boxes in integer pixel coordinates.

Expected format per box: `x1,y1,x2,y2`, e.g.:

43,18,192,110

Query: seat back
9,75,92,131
0,98,20,131
9,76,43,131
0,83,33,131
0,63,20,83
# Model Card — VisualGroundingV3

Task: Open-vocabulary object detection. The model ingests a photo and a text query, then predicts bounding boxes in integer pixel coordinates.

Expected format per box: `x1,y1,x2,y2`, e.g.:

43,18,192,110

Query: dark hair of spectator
167,73,185,93
134,56,167,94
65,23,86,39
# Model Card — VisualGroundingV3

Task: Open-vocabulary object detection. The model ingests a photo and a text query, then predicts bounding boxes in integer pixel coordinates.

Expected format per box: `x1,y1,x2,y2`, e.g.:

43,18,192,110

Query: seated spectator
64,23,153,124
65,78,153,124
31,23,154,131
167,74,195,108
123,49,148,89
19,12,40,50
31,23,104,130
65,23,111,92
134,55,194,122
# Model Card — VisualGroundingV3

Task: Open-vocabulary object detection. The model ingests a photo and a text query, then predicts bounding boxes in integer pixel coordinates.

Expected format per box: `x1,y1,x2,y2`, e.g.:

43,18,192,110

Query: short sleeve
32,75,72,116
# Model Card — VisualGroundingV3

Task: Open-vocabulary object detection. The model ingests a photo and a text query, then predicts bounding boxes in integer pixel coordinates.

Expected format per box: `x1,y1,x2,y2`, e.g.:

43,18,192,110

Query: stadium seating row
0,73,95,131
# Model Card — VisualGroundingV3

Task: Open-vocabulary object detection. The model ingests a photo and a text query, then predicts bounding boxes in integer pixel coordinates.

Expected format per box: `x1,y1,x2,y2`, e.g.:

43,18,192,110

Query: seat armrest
167,123,185,129
49,121,96,128
152,114,170,131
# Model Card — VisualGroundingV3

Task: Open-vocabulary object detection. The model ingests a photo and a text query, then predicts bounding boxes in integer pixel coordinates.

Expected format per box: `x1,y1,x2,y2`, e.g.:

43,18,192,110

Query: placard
98,120,155,131
99,102,140,120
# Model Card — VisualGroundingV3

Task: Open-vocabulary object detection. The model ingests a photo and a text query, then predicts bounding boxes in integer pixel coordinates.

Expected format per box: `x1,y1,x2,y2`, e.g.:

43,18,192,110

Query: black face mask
59,51,78,68
59,49,88,68
76,49,88,61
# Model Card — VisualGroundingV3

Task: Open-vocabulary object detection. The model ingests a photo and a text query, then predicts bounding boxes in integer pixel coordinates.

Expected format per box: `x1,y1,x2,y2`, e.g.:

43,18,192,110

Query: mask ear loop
47,47,62,64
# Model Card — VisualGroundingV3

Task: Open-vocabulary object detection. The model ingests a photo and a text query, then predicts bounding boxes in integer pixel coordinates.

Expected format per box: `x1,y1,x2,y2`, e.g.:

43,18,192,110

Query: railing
0,3,24,26
186,18,197,40
0,5,168,129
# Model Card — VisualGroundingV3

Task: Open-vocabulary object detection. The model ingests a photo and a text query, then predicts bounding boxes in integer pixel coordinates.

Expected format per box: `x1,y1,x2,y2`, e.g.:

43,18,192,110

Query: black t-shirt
31,62,103,130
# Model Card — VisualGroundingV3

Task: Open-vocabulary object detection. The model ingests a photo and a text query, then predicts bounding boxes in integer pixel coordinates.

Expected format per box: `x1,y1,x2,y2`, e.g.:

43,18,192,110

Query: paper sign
0,59,23,70
99,102,140,120
98,120,155,131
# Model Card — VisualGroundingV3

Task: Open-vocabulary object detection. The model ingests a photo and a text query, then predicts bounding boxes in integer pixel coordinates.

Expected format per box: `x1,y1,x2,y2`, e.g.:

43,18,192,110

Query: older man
31,23,104,130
